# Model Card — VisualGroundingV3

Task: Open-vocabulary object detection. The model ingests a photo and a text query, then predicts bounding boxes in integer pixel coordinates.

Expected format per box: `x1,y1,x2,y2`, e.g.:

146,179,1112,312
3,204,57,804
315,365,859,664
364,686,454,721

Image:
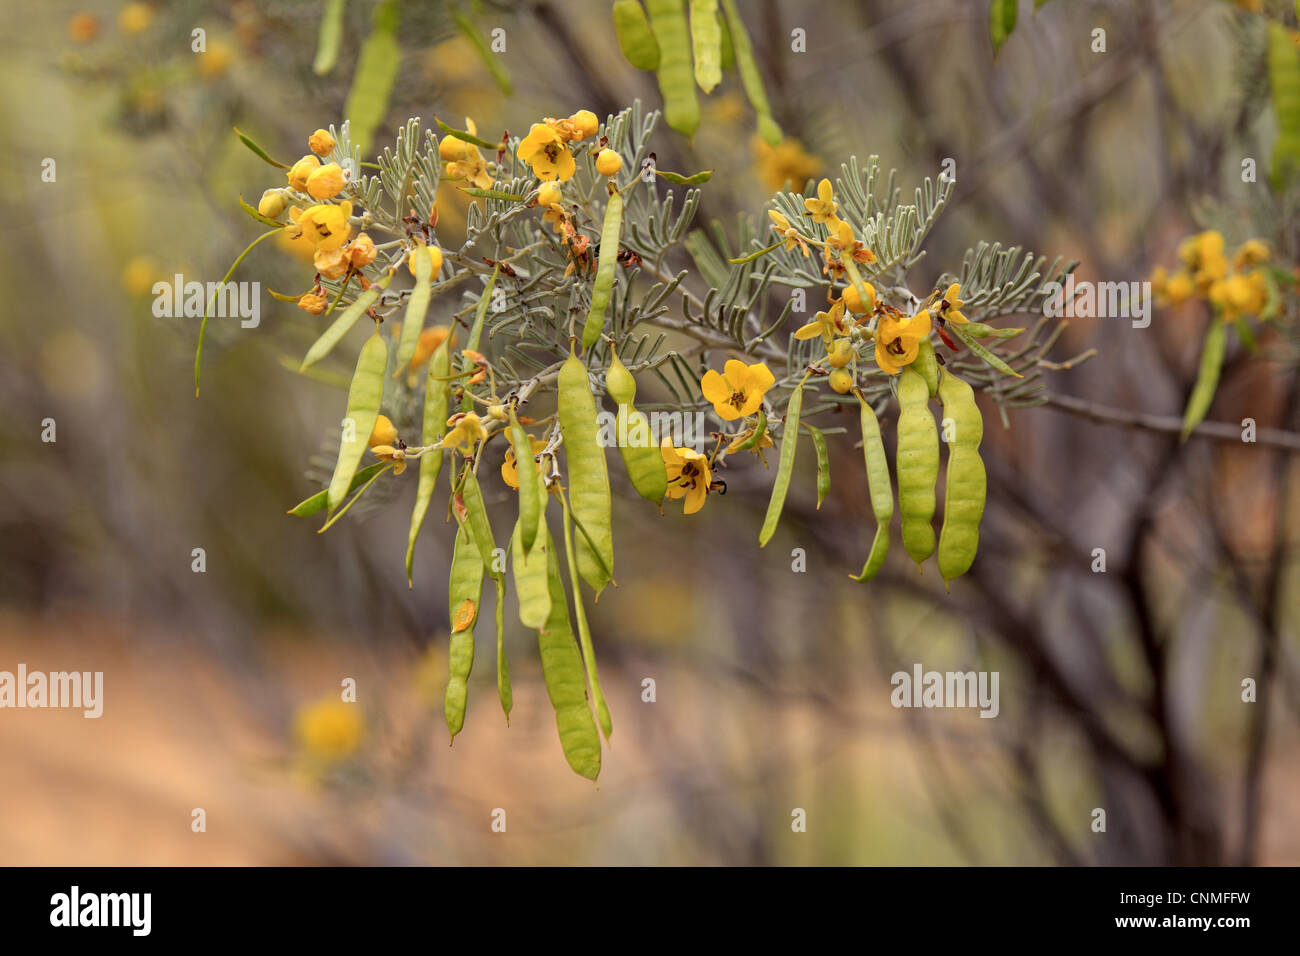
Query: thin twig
1042,392,1300,452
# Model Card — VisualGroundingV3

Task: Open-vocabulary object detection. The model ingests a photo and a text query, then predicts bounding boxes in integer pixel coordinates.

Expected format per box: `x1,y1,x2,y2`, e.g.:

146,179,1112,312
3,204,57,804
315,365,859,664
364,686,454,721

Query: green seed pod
613,0,661,71
896,366,939,568
936,369,986,586
605,347,637,405
915,337,940,397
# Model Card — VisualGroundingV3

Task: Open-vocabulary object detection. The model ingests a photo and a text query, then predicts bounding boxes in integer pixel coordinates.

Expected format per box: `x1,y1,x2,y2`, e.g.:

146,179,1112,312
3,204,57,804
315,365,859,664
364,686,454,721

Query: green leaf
656,167,714,185
460,187,527,201
949,321,1023,378
720,0,782,145
343,0,401,157
1268,22,1300,192
232,126,288,169
300,272,392,371
194,228,282,396
729,238,784,264
452,8,512,95
989,0,1018,57
690,0,723,92
317,461,395,533
433,116,499,151
313,0,347,75
288,461,390,517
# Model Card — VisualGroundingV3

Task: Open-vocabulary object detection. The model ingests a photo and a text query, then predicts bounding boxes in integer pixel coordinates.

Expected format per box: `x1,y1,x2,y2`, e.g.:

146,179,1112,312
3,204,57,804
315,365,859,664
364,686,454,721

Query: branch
1042,392,1300,453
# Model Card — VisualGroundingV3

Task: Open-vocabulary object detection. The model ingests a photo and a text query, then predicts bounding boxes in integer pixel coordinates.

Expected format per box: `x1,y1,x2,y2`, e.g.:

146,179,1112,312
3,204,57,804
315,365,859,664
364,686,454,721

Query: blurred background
0,0,1297,865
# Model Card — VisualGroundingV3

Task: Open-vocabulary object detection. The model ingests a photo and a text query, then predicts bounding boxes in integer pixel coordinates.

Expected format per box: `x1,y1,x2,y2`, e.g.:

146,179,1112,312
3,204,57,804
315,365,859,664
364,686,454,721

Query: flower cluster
518,109,600,181
1151,231,1273,322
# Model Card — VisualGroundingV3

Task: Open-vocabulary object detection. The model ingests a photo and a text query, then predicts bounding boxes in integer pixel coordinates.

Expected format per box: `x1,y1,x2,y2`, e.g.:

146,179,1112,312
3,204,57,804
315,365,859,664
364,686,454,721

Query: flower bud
569,109,599,140
306,162,345,200
595,148,623,177
258,188,286,219
537,181,562,207
308,128,336,156
368,414,399,448
842,281,875,314
407,245,443,279
827,339,853,368
313,246,349,280
828,368,854,394
287,154,321,192
487,404,508,421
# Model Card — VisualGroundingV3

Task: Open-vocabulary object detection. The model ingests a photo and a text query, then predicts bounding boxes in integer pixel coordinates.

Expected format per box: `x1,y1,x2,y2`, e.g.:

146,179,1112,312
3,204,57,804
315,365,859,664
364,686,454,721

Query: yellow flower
1232,239,1270,270
287,202,353,250
569,109,599,140
1211,272,1269,320
121,255,161,296
369,444,407,475
294,697,364,764
309,128,336,156
407,244,444,279
661,438,713,514
287,154,322,192
519,123,576,182
700,359,776,421
874,309,932,375
1165,271,1194,306
198,40,233,79
768,210,810,257
753,136,822,192
824,218,877,271
119,2,153,35
368,414,399,447
794,300,847,344
935,282,968,325
68,13,100,44
306,162,346,200
804,178,838,224
446,154,493,189
347,232,377,269
502,437,547,489
440,412,487,453
297,292,327,315
313,246,349,279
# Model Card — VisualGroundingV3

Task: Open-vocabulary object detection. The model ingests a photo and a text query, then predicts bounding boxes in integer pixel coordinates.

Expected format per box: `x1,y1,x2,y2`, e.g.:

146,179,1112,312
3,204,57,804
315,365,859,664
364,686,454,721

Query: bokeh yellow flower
294,697,364,764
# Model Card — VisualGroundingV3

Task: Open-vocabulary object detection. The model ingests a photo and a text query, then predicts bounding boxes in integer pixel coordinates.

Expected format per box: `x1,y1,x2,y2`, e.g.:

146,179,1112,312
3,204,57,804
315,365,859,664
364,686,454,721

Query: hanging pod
936,369,986,586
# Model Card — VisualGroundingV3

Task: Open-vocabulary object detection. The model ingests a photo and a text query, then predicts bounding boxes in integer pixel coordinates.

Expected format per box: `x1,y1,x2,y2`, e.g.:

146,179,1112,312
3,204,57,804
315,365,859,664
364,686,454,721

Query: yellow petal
817,178,833,203
700,369,730,405
741,361,775,396
793,321,823,340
